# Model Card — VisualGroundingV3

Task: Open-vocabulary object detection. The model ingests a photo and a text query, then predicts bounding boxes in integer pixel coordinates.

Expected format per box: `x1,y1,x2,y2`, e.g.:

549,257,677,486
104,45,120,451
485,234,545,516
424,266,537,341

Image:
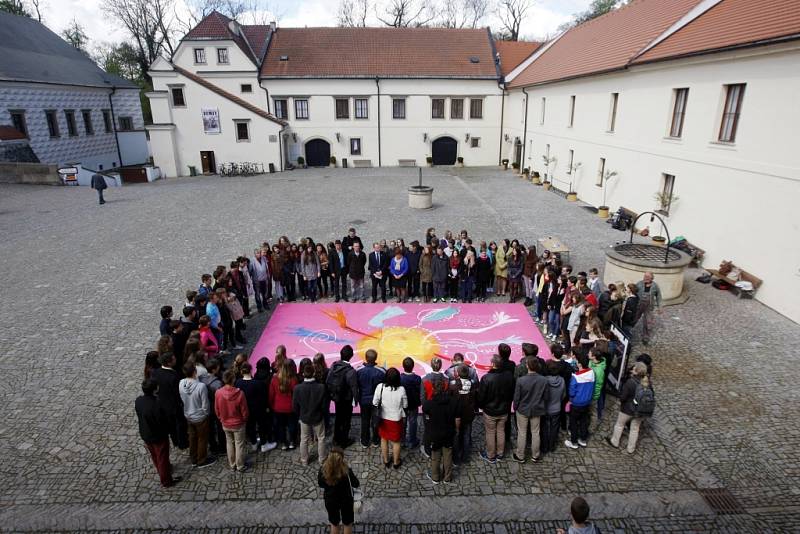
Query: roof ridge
172,64,285,126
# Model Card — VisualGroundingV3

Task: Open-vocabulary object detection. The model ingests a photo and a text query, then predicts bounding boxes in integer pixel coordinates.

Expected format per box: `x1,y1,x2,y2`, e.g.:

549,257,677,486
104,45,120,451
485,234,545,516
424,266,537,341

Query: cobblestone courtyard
1,167,799,532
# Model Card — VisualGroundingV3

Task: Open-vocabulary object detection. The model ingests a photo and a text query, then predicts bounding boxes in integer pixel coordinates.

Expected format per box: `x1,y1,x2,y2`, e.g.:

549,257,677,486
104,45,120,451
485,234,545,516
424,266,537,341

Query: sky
40,0,593,50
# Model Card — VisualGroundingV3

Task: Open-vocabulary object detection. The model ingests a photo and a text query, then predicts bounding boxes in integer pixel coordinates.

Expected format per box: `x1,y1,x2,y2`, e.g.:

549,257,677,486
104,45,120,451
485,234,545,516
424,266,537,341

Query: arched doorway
305,139,331,167
432,136,457,165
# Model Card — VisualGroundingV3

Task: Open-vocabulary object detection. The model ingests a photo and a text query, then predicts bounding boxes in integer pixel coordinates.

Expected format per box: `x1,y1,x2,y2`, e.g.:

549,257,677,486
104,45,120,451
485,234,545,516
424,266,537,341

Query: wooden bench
708,264,762,299
398,159,417,167
352,159,372,168
671,238,705,267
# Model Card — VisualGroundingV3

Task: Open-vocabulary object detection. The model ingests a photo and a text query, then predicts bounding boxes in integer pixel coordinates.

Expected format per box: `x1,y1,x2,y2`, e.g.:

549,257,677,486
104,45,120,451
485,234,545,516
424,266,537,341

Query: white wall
505,43,800,323
262,78,503,167
173,38,257,74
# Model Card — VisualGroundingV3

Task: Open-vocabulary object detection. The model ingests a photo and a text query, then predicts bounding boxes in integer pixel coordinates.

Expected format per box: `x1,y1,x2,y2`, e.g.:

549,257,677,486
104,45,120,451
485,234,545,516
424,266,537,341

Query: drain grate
699,488,745,515
348,219,367,225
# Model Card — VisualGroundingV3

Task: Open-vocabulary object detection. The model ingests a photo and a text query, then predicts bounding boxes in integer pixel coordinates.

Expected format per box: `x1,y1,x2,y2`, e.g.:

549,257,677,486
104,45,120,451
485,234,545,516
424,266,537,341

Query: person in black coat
236,362,275,452
478,355,514,462
326,345,360,448
346,243,367,303
341,228,363,253
150,352,188,449
293,364,329,464
90,172,107,204
135,379,181,487
423,380,460,484
406,241,422,302
329,240,349,302
318,447,360,532
368,242,390,303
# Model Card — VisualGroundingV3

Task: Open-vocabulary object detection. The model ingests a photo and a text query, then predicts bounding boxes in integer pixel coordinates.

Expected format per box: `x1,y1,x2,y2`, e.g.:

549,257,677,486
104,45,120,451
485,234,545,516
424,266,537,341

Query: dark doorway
200,151,216,174
432,136,457,165
305,139,331,167
513,141,522,168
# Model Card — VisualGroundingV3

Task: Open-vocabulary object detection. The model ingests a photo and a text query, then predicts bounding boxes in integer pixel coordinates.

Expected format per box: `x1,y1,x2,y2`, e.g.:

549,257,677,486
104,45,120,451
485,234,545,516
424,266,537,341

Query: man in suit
91,172,108,204
342,227,363,253
347,241,367,302
330,240,349,302
369,242,389,303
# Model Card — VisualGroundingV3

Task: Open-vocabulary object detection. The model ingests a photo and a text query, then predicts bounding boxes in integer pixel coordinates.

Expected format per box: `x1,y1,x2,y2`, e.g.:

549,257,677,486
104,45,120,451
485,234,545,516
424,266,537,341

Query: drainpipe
261,83,271,114
498,82,506,164
375,76,382,167
278,124,285,172
521,87,530,170
108,86,124,167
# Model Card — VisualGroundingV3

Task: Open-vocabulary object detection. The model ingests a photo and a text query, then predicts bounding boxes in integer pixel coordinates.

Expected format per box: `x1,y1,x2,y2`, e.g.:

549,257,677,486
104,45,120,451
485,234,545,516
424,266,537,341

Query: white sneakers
261,441,278,453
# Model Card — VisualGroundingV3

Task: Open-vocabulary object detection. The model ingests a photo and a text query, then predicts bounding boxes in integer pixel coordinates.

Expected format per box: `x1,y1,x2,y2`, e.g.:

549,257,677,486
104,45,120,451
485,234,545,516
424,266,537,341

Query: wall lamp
465,133,470,142
423,133,428,142
335,132,341,142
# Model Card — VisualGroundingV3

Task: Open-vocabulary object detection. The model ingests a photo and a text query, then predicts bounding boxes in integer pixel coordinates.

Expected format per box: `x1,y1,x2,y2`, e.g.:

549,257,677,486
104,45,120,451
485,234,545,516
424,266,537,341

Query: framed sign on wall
202,108,220,134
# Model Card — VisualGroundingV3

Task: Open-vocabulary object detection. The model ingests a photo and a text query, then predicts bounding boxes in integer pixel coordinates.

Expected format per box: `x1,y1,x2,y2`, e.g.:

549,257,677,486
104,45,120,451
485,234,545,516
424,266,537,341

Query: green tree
61,19,89,51
559,0,622,32
0,0,30,17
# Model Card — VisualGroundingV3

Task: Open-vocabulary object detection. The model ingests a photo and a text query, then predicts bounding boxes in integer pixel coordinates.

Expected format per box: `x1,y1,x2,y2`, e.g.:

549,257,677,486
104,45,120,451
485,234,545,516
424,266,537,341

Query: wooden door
200,151,216,174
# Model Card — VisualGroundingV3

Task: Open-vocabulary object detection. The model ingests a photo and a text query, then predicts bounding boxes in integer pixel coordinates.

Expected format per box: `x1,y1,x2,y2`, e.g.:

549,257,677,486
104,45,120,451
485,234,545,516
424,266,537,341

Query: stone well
408,185,433,209
605,243,692,302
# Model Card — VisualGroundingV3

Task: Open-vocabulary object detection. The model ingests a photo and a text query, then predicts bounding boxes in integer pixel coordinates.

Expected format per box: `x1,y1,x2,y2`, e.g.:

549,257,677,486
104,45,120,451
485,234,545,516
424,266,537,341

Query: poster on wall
202,108,220,134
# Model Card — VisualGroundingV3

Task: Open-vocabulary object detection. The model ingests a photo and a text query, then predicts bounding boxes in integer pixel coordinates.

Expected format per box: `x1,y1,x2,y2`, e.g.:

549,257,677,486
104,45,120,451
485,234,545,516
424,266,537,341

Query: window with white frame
392,98,406,119
450,98,463,119
540,97,546,124
217,48,229,64
354,98,368,119
241,84,252,93
718,83,745,142
335,98,349,119
170,87,185,107
194,48,206,64
659,173,676,214
568,95,575,127
469,98,483,119
669,88,688,138
608,92,619,132
235,120,250,141
350,137,361,155
294,99,309,120
470,137,480,148
597,157,606,186
431,98,445,119
274,99,287,119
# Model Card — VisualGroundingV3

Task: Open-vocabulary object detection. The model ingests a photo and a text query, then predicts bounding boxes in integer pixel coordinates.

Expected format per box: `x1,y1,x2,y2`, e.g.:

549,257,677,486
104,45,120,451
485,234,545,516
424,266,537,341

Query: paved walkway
1,167,798,532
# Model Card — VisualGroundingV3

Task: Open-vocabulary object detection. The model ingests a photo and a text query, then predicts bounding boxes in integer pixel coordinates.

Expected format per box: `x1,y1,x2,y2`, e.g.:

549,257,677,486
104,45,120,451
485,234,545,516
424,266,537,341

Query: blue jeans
459,277,474,301
305,279,317,302
453,421,472,464
433,280,447,299
596,388,607,421
404,410,419,448
548,309,560,335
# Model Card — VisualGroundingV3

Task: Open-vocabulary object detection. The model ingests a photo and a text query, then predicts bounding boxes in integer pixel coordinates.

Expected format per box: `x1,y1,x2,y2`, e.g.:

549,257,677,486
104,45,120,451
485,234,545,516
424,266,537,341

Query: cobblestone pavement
1,167,799,532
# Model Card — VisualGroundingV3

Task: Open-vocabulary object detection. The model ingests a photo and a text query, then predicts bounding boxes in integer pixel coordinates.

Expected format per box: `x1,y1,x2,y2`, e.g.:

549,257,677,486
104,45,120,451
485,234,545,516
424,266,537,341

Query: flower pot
566,192,578,202
597,206,610,218
542,182,551,191
652,236,667,247
531,176,541,185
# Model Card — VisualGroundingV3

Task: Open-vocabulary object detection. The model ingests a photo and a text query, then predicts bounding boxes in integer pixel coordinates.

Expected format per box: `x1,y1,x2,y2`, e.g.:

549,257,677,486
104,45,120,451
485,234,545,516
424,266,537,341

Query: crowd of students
135,226,658,533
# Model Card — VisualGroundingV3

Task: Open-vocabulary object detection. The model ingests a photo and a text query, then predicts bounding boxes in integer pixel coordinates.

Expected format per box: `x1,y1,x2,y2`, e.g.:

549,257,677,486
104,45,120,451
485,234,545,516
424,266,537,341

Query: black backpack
326,365,346,400
633,381,656,417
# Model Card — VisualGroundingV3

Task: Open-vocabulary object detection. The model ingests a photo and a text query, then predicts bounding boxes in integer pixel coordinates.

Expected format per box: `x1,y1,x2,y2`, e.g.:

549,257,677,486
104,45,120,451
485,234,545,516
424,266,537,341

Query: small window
45,110,59,137
274,99,287,119
608,92,619,132
9,110,27,137
567,149,574,174
194,48,206,64
450,98,463,119
719,83,745,143
470,137,480,148
217,48,229,64
102,109,112,133
350,137,361,155
171,87,185,107
669,88,688,138
432,98,445,119
235,121,249,141
81,110,94,135
659,173,676,215
568,95,575,127
597,157,606,186
392,98,405,119
119,116,133,131
335,98,349,119
295,99,309,120
469,98,483,119
354,98,368,119
64,110,77,136
540,97,546,125
240,84,252,93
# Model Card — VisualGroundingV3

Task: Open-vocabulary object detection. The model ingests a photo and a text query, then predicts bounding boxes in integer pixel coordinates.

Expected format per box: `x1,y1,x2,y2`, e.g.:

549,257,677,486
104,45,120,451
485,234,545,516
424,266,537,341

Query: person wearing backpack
327,345,360,448
607,361,652,453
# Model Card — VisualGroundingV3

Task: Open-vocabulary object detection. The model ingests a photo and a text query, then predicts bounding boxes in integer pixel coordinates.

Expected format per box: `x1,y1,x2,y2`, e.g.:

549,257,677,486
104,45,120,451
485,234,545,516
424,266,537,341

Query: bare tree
377,0,435,28
436,0,488,29
177,0,282,33
558,0,621,32
495,0,532,41
337,0,369,27
104,0,177,83
61,18,89,51
29,0,42,21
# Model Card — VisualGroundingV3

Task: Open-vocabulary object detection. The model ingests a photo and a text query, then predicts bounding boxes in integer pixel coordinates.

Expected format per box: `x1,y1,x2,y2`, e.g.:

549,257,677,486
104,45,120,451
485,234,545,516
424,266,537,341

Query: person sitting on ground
556,496,600,534
423,378,460,484
318,447,360,534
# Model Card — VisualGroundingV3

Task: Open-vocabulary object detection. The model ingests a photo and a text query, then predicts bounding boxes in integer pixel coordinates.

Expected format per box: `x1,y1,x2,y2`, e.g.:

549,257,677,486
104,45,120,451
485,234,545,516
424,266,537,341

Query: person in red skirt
372,367,408,469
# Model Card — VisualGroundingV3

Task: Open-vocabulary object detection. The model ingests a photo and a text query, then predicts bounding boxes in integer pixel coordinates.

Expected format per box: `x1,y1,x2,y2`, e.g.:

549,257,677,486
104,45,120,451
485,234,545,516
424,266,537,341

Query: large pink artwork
250,303,552,376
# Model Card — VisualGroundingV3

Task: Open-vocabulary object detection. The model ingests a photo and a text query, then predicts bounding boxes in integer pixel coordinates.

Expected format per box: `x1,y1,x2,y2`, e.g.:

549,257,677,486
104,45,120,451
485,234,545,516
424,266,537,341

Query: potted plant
652,235,667,246
511,162,520,174
541,154,557,190
566,161,582,201
653,191,679,215
531,171,541,185
523,167,530,180
329,156,337,168
426,156,433,167
457,156,464,167
501,158,509,170
598,169,618,218
297,156,305,168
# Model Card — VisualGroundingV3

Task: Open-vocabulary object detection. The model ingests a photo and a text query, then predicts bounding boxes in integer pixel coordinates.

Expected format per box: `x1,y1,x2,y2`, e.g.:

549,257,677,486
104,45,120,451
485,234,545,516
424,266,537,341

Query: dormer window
280,55,289,61
194,48,206,64
217,48,229,64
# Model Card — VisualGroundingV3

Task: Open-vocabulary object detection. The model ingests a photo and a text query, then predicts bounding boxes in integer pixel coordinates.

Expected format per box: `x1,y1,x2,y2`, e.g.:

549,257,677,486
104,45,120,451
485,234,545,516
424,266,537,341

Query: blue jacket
389,256,409,277
568,368,595,408
356,364,385,405
400,372,422,411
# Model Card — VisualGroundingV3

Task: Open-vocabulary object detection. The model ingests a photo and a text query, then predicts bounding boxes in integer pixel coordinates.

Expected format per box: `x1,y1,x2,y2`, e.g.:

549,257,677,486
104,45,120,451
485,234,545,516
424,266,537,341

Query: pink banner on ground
250,303,551,376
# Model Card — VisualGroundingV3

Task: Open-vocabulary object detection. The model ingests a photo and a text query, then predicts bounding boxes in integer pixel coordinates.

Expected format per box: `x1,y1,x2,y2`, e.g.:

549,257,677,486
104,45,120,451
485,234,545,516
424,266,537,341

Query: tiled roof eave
508,65,627,89
259,74,500,80
632,32,800,65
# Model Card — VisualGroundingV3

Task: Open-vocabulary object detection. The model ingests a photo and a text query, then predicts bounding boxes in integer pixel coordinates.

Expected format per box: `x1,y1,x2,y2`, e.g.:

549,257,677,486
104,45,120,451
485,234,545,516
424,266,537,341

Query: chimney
270,21,277,32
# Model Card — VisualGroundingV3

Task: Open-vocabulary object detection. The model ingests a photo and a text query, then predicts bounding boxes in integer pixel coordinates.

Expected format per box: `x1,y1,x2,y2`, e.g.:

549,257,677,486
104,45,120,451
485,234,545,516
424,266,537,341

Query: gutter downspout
521,87,530,171
278,124,285,172
108,86,124,167
498,82,506,165
375,76,382,167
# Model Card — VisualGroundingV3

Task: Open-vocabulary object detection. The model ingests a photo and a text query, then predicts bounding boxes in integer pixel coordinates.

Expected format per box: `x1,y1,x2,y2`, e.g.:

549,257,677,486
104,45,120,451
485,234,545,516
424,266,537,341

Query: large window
235,121,249,141
171,87,185,107
193,48,206,64
354,98,368,119
45,110,59,137
81,110,94,135
568,95,575,127
274,99,287,119
64,110,77,136
718,83,745,142
335,98,349,119
217,48,229,64
9,110,27,137
294,99,309,120
431,98,445,119
450,98,463,119
392,98,406,119
469,98,483,119
350,137,361,155
669,88,688,138
659,173,676,215
608,92,619,132
102,109,112,133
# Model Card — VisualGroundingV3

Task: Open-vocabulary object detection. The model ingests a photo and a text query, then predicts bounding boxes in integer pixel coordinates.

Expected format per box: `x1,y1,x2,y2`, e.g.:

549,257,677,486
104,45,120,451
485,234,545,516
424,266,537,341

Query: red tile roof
242,25,271,61
183,11,270,66
633,0,800,64
261,27,498,79
184,11,233,40
509,0,703,88
494,40,541,76
172,65,286,125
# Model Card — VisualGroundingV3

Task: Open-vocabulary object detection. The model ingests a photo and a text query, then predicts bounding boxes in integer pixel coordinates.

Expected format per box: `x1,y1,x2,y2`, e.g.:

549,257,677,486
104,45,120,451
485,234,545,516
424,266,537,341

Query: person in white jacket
373,367,408,469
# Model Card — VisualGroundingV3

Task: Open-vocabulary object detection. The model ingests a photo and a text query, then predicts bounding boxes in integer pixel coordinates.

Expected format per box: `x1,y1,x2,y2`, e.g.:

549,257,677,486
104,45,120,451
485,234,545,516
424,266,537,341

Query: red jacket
269,377,297,414
215,385,249,428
